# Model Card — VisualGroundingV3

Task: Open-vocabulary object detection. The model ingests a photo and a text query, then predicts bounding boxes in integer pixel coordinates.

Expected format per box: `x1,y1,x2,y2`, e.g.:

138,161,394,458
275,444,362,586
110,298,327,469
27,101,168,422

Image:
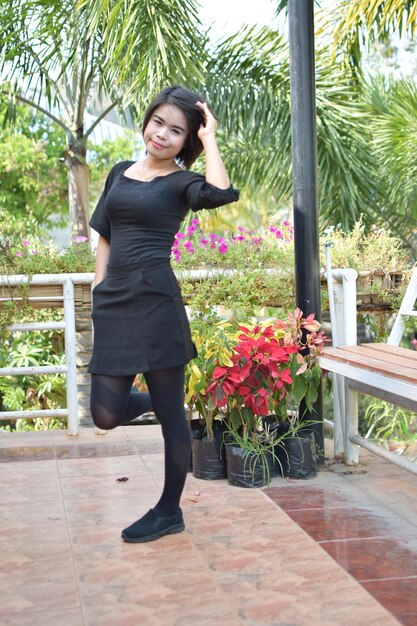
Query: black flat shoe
121,508,185,543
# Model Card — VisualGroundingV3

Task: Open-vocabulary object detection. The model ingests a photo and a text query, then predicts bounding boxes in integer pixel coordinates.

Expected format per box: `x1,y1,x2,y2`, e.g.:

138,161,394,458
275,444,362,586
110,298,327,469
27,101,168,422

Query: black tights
90,366,191,517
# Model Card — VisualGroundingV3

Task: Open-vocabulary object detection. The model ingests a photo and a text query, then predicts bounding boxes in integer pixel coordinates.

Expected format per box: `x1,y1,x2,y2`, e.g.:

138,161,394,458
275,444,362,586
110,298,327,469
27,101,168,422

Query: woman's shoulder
109,160,135,177
167,169,205,186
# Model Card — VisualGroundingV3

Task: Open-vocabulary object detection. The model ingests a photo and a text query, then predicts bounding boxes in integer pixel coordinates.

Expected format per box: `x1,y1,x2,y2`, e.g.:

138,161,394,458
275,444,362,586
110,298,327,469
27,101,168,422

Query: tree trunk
63,135,90,238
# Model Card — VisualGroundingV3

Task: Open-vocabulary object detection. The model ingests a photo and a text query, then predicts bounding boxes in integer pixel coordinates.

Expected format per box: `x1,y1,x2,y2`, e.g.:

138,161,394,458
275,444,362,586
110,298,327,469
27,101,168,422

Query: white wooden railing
0,273,94,436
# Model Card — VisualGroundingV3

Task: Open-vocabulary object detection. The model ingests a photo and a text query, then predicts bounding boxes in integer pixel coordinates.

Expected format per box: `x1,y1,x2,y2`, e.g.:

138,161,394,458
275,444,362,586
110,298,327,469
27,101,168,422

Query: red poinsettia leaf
222,380,235,395
238,385,251,396
280,369,293,384
213,366,228,379
228,370,245,384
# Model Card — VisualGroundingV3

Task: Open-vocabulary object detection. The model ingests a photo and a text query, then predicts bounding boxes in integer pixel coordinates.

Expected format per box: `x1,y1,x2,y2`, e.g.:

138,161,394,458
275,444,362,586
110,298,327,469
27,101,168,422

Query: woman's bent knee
90,405,119,430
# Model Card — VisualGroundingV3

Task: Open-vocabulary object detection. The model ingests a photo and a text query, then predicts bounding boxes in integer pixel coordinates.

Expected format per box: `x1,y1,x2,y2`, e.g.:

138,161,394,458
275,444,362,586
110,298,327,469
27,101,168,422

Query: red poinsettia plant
205,309,327,441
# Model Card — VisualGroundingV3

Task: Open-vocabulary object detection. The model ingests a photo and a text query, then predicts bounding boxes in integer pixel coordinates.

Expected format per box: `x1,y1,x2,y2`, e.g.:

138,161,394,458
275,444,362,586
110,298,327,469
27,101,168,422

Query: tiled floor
1,426,416,626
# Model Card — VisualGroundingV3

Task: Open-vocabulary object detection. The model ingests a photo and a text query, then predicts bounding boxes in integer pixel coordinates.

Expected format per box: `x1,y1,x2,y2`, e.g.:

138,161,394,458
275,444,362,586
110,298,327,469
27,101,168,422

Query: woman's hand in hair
196,101,218,140
195,101,230,189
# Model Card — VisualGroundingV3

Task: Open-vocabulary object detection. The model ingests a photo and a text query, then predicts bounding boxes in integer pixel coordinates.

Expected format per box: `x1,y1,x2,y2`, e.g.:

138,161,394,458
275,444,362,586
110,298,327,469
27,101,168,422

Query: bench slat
321,346,417,384
362,343,417,363
344,344,417,371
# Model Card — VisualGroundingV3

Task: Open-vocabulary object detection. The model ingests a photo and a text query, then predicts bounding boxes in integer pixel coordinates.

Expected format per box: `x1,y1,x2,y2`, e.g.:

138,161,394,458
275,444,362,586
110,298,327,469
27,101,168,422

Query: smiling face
143,103,189,162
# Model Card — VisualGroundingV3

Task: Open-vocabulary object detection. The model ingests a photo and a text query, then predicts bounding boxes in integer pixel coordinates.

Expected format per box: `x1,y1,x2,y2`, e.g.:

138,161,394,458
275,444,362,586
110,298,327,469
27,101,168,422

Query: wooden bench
319,267,417,464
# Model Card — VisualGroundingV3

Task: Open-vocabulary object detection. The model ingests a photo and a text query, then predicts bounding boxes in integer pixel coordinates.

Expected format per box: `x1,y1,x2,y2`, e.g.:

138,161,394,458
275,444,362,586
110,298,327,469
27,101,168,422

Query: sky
198,0,279,41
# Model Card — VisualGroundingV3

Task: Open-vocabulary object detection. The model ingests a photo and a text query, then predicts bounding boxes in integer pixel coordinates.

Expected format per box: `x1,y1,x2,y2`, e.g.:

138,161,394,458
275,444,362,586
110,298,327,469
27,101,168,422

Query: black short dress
88,160,239,376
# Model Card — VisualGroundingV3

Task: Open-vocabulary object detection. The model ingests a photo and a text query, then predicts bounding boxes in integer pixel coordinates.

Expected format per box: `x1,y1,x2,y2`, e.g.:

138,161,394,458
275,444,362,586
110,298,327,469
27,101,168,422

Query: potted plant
273,309,327,479
203,310,327,486
184,317,237,480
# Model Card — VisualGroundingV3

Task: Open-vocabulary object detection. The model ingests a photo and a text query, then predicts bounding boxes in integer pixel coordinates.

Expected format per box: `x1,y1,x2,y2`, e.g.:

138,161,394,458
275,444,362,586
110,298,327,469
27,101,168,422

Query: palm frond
320,0,417,65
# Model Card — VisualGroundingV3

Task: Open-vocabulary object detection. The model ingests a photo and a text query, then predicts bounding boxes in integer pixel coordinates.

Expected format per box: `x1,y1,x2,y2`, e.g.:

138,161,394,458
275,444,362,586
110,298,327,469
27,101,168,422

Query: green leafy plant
364,399,417,456
185,317,238,438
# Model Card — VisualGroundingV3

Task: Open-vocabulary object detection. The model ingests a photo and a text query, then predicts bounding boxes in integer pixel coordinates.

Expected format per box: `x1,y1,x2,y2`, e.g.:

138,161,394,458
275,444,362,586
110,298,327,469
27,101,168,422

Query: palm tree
366,75,417,250
205,26,379,232
0,0,204,237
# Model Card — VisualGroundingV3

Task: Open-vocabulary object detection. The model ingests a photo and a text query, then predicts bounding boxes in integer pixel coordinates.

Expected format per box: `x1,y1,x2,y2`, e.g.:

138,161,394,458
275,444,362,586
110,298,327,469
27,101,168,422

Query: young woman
88,85,239,543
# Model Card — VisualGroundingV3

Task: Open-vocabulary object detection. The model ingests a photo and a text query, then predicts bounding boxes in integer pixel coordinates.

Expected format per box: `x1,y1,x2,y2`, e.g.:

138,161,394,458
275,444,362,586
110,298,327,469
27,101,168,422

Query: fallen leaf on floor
341,470,367,475
187,491,201,502
116,476,129,482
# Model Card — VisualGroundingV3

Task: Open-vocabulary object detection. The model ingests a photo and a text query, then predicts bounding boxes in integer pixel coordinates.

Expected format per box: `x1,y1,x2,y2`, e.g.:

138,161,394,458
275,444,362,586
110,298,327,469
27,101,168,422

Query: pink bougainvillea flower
72,235,88,243
175,232,185,240
22,240,30,246
15,252,23,257
218,242,228,254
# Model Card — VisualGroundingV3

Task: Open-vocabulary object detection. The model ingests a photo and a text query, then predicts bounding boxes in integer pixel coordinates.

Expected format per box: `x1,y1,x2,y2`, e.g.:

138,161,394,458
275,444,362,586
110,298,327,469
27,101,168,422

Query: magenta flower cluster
15,240,39,257
268,221,294,241
14,235,89,258
171,220,294,263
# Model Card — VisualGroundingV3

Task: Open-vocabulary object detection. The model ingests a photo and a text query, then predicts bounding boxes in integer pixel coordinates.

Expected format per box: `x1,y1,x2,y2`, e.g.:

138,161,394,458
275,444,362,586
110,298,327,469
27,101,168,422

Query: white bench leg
344,379,359,464
333,373,345,459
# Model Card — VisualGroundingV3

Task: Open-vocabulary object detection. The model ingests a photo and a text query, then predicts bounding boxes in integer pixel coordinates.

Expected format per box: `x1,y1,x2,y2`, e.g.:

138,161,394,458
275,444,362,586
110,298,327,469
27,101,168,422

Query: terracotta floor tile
362,577,417,626
0,475,62,504
0,459,58,478
320,537,417,581
285,506,416,542
265,484,353,510
1,609,84,626
389,501,417,527
219,570,398,625
264,481,369,511
52,426,130,443
59,472,158,499
0,568,80,614
0,445,55,462
0,431,54,447
57,454,148,478
55,441,137,459
82,602,241,626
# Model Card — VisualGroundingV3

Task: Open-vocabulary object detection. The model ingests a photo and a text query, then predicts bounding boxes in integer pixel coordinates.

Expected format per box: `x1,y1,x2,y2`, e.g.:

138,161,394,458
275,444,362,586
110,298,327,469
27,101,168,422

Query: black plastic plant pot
276,432,317,479
191,420,227,480
225,444,271,488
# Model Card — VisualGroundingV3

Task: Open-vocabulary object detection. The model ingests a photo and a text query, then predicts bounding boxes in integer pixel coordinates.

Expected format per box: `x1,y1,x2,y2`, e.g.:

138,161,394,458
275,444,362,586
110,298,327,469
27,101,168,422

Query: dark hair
141,85,209,169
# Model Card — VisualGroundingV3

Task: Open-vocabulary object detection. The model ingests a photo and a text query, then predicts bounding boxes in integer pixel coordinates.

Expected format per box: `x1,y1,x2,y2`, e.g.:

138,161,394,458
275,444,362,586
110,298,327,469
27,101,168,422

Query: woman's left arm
196,101,230,190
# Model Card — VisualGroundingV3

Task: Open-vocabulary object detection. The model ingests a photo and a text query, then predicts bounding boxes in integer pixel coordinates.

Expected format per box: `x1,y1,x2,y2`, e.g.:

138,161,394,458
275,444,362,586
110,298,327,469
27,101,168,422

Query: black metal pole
288,0,324,463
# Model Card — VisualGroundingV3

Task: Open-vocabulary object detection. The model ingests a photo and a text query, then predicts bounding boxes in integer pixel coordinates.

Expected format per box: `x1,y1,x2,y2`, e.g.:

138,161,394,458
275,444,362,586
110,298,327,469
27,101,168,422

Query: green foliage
366,76,417,243
0,227,95,275
323,0,417,67
0,104,67,230
0,327,67,430
364,399,417,452
321,221,410,272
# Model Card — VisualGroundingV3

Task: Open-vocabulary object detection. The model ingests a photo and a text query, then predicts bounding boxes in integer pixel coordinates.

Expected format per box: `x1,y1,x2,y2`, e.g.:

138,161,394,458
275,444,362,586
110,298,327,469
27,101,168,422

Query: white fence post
324,268,359,461
63,277,79,436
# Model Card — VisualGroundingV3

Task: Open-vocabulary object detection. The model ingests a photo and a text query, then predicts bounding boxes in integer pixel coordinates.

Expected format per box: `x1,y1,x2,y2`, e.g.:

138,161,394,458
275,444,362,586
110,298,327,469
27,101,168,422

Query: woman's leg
90,374,153,430
144,365,191,517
